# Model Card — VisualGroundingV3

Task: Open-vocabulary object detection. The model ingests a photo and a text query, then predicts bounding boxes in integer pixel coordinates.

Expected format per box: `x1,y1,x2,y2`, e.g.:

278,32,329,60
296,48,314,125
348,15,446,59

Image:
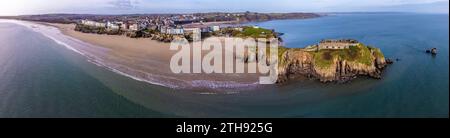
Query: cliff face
276,46,387,83
238,13,322,23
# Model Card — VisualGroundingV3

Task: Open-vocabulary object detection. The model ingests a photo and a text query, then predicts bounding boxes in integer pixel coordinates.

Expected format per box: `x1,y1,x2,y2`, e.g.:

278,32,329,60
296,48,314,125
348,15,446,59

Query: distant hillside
1,12,322,24
237,12,322,22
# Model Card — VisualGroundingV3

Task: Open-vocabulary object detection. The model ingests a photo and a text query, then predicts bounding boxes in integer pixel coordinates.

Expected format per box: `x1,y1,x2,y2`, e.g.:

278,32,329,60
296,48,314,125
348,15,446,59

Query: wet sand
49,23,262,91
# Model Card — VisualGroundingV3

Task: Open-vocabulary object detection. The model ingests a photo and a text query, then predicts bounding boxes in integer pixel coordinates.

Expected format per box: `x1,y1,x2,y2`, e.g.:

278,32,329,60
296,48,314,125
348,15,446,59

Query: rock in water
431,48,437,55
386,58,394,64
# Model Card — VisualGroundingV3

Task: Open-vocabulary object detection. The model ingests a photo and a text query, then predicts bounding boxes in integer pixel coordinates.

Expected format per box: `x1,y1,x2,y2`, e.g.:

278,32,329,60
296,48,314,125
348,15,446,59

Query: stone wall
318,39,358,50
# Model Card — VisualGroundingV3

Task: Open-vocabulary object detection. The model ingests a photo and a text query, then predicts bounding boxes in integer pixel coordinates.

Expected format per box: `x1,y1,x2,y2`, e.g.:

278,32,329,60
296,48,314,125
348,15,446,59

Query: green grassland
232,26,275,39
309,43,378,69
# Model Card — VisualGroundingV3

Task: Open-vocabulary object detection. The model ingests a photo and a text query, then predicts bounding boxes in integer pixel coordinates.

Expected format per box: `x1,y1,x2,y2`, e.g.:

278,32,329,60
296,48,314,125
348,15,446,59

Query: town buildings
106,21,120,30
160,26,184,35
77,13,260,41
81,20,106,28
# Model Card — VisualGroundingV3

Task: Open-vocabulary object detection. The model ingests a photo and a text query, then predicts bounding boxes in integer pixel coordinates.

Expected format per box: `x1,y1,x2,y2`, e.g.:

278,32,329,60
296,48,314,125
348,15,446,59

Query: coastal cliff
276,43,388,83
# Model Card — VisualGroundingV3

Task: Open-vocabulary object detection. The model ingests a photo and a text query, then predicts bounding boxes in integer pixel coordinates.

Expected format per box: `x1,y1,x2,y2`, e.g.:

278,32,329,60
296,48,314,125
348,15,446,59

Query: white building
160,26,168,34
170,28,184,35
210,26,220,32
160,26,184,35
107,22,120,30
233,27,243,31
129,23,139,31
81,20,106,28
120,23,129,30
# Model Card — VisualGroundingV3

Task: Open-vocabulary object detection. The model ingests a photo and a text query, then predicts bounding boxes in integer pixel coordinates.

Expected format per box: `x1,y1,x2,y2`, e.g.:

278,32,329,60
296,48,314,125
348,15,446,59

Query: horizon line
2,11,448,17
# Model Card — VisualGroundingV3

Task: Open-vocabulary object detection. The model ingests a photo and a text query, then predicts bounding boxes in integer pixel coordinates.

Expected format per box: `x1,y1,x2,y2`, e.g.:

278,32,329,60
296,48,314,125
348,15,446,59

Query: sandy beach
48,23,262,91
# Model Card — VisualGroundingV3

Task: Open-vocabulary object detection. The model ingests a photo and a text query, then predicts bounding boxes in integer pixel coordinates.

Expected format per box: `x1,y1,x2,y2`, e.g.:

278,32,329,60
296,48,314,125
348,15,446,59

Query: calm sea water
0,13,448,117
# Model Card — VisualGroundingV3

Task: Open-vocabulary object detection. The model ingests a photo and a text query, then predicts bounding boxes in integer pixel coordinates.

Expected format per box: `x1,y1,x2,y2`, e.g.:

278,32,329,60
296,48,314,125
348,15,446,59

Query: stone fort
317,39,359,50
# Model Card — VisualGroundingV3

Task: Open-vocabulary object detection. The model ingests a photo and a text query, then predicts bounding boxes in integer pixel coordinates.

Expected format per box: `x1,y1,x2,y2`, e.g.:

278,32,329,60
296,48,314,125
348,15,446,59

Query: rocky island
276,39,389,83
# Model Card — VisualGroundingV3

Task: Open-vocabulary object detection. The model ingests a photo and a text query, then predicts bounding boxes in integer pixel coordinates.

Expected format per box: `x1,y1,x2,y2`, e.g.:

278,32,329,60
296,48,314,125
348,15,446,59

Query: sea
0,13,448,117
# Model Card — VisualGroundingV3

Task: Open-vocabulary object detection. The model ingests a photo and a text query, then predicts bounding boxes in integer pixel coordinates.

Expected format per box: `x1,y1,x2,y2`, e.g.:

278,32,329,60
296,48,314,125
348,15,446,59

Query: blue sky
1,0,449,15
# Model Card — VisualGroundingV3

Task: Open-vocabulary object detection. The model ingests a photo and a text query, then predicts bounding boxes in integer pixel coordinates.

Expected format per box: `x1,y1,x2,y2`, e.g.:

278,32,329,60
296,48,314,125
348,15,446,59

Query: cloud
125,0,450,13
374,0,449,13
107,0,140,10
1,0,449,15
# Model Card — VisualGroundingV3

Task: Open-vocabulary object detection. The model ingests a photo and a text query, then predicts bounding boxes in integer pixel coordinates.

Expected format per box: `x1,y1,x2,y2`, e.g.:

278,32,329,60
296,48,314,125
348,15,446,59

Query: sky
0,0,449,16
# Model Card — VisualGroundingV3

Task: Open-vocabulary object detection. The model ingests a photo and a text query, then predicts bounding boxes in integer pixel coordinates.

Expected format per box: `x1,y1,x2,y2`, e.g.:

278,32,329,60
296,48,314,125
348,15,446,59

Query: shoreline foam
0,20,261,92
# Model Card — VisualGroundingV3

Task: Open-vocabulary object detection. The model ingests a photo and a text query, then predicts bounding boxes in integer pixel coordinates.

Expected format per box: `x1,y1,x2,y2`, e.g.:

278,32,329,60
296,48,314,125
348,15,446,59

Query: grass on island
233,26,275,39
309,43,376,69
368,46,385,59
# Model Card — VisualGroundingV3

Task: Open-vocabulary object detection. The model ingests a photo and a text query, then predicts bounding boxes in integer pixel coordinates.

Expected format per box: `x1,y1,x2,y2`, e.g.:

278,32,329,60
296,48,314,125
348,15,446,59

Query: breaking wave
2,20,260,92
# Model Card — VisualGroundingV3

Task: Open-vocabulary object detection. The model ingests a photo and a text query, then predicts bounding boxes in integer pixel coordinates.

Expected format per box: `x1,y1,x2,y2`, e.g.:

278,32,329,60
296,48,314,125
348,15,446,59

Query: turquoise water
0,13,448,117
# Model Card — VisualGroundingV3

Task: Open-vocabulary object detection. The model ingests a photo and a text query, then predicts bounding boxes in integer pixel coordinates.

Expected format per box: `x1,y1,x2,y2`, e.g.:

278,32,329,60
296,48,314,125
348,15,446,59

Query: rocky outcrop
276,47,388,83
426,48,437,55
431,48,437,55
150,34,178,43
